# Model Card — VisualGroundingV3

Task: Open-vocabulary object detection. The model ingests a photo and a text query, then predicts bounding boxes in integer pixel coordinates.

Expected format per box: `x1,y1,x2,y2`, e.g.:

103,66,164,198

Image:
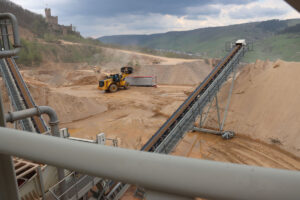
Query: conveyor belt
0,58,34,131
6,58,47,133
0,57,48,133
142,45,241,152
105,43,247,200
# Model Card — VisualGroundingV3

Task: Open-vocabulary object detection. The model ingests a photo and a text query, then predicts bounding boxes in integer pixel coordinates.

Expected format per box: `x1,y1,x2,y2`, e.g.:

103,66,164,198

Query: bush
16,36,105,66
43,33,58,43
32,17,49,38
17,39,42,66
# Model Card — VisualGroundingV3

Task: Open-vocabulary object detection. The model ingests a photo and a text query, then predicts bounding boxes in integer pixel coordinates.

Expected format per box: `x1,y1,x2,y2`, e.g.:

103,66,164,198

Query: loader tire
109,83,118,93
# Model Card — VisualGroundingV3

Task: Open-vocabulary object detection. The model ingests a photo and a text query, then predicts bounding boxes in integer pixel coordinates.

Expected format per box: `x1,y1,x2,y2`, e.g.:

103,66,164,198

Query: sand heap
134,60,212,85
173,59,300,170
21,65,100,87
203,59,300,156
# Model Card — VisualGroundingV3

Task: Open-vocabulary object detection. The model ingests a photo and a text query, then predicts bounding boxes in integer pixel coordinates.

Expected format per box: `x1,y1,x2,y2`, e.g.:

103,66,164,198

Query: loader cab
99,80,105,87
112,74,120,82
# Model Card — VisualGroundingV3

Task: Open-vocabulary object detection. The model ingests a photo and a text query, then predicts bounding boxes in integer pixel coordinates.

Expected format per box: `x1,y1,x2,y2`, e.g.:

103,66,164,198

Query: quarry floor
59,85,300,171
16,58,299,170
3,53,299,199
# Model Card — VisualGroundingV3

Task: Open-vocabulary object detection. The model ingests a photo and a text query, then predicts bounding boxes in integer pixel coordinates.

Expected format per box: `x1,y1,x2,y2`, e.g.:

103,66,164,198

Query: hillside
0,0,197,68
0,0,108,67
99,19,300,62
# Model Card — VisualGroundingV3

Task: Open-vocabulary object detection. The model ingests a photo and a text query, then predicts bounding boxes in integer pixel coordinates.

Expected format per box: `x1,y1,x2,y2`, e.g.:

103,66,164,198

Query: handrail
0,127,299,200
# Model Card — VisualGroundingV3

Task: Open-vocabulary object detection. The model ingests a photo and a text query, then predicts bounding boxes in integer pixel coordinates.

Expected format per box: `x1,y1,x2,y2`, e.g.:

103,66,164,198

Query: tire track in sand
173,132,300,170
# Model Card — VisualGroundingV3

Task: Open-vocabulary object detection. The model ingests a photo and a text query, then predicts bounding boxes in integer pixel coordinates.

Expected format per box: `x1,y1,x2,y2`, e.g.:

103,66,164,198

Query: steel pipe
0,127,299,200
0,13,21,58
0,91,20,200
193,127,222,135
4,106,65,185
5,106,59,136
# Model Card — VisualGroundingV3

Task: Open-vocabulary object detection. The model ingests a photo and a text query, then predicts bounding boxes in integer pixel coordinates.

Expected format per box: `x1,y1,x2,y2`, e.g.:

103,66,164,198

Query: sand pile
65,70,99,86
203,59,300,156
134,60,212,85
27,83,107,124
22,68,101,87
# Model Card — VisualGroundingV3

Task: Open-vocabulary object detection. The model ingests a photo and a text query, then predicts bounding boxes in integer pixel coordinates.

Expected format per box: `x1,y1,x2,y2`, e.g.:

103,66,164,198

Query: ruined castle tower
44,8,78,36
45,8,51,18
45,8,58,25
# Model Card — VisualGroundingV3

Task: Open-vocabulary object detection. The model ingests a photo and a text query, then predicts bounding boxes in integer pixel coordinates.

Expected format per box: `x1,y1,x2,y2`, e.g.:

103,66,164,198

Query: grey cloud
228,5,288,19
53,0,257,18
43,0,292,37
54,0,257,34
184,5,221,19
66,13,181,36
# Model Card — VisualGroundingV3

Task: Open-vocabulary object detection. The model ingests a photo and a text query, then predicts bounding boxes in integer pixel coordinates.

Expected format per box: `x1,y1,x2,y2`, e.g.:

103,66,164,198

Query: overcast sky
10,0,300,38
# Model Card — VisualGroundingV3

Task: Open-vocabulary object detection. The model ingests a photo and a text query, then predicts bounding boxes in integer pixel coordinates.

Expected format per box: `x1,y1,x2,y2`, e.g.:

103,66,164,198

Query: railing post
37,166,46,200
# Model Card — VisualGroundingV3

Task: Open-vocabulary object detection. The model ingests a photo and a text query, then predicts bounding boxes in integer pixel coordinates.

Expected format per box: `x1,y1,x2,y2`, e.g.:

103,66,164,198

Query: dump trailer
98,67,133,92
125,76,156,87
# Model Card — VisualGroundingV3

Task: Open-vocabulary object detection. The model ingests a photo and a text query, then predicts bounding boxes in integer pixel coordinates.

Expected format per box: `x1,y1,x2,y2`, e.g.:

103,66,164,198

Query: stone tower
45,8,58,25
45,8,51,18
44,8,77,35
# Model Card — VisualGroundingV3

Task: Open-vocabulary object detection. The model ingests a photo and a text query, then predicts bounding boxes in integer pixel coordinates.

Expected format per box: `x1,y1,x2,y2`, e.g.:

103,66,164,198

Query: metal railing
0,127,299,200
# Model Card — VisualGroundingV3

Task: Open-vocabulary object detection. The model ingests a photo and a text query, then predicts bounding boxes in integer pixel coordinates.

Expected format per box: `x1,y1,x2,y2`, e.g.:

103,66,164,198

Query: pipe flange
6,111,14,123
49,120,59,126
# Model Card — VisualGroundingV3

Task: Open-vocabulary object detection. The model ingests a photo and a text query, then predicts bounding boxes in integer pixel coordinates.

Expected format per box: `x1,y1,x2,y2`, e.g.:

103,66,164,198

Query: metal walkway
105,41,249,200
47,172,103,200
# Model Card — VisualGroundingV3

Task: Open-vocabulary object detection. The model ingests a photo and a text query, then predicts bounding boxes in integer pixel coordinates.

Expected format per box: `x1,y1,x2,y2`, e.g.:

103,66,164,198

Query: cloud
64,13,186,37
8,0,300,37
50,0,257,17
228,5,287,19
184,5,221,20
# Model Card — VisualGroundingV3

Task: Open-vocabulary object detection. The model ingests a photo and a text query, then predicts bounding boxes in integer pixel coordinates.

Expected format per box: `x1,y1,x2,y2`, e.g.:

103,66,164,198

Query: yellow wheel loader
98,67,133,92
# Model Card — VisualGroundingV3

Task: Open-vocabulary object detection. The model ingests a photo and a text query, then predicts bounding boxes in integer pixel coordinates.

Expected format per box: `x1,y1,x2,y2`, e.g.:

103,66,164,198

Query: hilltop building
44,8,78,35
